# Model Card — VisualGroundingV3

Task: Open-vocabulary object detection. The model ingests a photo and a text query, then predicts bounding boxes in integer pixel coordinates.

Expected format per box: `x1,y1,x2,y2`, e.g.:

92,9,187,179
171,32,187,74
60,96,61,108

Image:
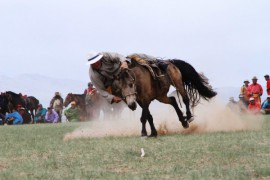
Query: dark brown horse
64,93,87,120
5,91,39,124
5,91,26,112
112,56,217,137
25,96,39,121
0,93,9,115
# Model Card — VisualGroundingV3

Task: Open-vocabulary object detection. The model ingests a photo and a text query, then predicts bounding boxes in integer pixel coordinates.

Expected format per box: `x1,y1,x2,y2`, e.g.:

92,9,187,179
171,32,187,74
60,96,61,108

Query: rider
87,52,128,104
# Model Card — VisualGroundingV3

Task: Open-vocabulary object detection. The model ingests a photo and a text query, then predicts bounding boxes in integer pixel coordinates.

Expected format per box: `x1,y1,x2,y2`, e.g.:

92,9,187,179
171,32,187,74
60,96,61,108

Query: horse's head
113,69,137,111
64,93,74,107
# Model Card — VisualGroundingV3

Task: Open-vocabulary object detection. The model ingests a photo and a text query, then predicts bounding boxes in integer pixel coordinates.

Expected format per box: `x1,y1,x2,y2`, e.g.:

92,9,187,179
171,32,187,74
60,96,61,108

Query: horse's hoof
141,133,147,137
148,133,157,138
187,117,194,123
182,121,189,129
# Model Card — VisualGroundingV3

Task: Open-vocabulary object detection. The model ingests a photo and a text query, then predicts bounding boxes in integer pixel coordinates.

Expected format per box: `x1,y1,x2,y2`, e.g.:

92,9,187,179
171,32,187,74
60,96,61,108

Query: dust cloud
64,98,265,141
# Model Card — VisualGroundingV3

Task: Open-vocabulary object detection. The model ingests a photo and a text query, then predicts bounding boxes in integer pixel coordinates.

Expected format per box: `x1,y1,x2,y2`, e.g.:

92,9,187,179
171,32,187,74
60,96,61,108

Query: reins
121,69,137,99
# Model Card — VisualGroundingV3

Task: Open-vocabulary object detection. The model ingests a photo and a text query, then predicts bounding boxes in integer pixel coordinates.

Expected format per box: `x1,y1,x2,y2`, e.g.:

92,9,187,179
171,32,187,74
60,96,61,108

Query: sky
0,0,269,90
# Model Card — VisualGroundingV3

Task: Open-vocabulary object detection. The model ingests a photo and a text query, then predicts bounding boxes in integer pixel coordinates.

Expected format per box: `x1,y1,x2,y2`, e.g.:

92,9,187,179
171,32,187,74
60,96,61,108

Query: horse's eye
129,83,133,88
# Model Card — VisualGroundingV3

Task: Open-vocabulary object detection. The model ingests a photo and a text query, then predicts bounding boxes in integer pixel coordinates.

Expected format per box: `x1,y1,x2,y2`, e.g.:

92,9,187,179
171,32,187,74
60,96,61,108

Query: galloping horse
112,55,217,137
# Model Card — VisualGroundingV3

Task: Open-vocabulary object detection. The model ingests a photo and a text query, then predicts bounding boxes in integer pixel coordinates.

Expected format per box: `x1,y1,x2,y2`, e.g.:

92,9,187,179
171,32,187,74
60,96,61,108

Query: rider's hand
120,61,128,69
112,96,122,103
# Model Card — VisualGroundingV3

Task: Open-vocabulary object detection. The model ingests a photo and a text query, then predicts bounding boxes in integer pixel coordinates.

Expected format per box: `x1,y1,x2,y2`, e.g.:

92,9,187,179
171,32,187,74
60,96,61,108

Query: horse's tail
170,59,217,106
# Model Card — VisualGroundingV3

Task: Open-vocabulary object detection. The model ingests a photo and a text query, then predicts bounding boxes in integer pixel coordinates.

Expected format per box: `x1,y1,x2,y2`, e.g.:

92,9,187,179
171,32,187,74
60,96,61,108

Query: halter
121,69,137,100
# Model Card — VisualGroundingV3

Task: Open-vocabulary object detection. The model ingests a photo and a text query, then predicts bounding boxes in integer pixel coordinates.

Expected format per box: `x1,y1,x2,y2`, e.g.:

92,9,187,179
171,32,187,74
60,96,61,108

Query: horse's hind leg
167,63,193,121
157,96,189,129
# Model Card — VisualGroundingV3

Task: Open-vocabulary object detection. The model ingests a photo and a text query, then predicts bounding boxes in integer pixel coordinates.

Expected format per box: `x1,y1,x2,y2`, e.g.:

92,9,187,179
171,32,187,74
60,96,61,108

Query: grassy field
0,116,269,180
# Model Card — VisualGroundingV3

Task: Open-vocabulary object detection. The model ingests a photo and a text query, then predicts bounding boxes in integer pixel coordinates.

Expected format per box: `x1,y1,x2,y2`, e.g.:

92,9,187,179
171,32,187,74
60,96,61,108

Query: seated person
261,96,270,114
247,97,261,114
64,101,80,122
45,107,59,123
4,109,23,125
34,104,47,123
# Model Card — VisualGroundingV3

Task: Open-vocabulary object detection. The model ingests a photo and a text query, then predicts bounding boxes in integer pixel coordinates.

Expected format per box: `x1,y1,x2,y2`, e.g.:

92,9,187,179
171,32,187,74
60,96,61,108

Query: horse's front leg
145,109,157,137
140,105,157,137
140,109,148,137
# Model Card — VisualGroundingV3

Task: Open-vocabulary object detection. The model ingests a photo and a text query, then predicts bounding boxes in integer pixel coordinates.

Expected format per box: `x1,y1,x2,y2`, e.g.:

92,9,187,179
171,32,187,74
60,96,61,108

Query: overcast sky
1,0,269,89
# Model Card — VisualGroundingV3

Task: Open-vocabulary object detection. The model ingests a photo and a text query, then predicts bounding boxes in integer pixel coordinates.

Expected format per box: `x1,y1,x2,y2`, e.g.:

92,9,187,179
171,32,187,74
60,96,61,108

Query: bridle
121,69,137,100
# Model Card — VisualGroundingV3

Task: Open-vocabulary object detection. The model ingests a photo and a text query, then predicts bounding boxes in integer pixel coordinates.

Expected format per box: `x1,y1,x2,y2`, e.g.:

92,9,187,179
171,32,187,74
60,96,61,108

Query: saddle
129,55,165,80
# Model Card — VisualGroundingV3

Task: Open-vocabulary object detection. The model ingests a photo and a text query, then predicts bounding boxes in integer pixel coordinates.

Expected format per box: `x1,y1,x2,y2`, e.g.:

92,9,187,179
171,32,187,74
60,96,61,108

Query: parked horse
112,56,217,137
5,91,26,112
64,93,87,120
0,94,9,115
64,92,124,120
24,96,39,121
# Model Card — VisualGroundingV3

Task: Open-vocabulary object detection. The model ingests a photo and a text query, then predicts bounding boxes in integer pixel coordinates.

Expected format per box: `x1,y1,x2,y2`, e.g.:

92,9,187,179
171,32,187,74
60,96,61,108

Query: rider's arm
89,68,115,104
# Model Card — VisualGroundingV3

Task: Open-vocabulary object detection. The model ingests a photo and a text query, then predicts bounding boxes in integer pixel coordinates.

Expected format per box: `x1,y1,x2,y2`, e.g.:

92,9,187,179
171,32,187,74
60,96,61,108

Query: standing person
247,76,263,105
64,101,81,122
49,92,63,122
45,107,59,123
247,97,261,114
240,80,250,105
34,104,47,123
264,74,270,95
84,82,96,95
84,82,97,106
87,52,128,104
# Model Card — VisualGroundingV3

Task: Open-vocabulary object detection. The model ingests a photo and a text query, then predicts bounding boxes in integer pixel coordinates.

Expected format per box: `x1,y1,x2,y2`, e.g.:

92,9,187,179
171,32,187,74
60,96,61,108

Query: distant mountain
0,74,87,107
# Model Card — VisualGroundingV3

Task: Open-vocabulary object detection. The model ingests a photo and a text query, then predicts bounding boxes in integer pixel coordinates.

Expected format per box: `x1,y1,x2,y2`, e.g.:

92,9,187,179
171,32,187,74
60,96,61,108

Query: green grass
0,116,269,180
